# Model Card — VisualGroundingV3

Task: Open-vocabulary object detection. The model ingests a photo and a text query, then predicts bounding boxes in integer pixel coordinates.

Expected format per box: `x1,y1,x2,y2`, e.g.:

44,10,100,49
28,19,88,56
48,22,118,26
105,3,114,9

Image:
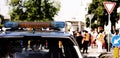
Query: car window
0,36,79,58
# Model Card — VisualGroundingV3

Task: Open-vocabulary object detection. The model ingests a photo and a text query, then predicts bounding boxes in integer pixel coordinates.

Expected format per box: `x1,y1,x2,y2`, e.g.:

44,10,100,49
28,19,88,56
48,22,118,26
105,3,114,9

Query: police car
0,21,83,58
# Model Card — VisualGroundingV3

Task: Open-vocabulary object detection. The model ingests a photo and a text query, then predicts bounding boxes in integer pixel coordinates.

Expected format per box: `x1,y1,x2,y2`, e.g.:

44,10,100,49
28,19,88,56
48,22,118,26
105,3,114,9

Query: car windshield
0,36,79,58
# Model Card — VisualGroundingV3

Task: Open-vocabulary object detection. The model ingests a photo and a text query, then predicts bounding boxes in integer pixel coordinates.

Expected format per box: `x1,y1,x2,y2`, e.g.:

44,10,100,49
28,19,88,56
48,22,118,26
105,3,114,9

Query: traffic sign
111,35,120,47
103,2,116,14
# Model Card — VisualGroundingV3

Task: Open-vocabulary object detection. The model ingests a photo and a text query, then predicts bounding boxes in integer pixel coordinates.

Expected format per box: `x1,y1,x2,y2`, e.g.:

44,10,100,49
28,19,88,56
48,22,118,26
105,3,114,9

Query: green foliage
10,0,60,22
10,0,20,6
85,18,90,27
0,15,4,24
87,0,120,31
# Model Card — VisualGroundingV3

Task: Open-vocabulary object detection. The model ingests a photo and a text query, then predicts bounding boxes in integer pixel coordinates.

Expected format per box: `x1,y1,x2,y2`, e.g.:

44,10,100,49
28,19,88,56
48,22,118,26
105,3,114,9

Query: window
0,36,79,58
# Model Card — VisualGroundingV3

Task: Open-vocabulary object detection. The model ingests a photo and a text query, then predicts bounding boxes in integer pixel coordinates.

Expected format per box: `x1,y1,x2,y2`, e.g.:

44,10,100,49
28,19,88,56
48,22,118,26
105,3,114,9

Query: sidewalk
99,48,120,58
82,46,120,58
82,46,107,58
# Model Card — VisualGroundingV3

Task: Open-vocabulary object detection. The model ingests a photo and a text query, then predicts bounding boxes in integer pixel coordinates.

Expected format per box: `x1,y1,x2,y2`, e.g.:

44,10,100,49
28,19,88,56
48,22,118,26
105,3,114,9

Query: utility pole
87,14,94,32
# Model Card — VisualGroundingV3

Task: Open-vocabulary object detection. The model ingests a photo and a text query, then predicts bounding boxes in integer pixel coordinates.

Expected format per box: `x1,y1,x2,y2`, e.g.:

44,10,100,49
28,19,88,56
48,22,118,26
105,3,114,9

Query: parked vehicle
0,21,83,58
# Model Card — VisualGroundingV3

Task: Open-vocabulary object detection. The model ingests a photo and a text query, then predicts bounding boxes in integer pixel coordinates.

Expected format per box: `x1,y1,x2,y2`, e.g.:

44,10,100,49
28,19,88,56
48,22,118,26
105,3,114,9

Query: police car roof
1,21,72,38
0,31,71,38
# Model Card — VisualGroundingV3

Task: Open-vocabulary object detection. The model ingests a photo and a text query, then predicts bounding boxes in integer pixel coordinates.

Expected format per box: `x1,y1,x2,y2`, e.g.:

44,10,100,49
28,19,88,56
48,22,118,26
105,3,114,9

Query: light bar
19,22,51,28
4,21,65,29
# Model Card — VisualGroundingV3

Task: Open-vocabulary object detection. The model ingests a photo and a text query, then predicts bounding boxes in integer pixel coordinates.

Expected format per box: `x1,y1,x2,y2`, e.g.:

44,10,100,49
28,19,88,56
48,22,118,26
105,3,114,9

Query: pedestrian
76,31,83,50
82,30,90,54
96,30,105,53
73,31,78,38
91,30,98,48
104,33,108,52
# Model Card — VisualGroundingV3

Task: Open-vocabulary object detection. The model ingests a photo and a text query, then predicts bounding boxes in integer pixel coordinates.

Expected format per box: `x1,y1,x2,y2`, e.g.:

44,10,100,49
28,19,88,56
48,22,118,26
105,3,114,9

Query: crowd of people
73,29,120,54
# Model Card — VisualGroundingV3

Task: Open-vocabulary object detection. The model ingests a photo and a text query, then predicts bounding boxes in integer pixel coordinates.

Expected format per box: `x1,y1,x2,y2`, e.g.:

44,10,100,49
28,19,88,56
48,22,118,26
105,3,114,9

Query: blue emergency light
4,22,19,28
51,21,65,28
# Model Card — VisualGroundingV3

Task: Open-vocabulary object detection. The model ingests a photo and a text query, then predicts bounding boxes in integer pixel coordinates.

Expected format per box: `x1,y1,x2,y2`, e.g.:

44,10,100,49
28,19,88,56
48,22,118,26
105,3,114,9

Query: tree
10,0,60,22
0,15,4,30
0,15,4,24
86,0,120,33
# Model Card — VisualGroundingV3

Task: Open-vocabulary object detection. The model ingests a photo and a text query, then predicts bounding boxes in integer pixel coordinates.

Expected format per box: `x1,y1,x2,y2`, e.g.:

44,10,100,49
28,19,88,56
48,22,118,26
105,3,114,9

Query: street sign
103,2,116,14
111,35,120,47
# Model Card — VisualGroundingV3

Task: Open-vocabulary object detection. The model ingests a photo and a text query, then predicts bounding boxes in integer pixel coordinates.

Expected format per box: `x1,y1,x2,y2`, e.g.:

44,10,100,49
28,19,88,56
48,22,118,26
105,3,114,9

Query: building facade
54,0,92,32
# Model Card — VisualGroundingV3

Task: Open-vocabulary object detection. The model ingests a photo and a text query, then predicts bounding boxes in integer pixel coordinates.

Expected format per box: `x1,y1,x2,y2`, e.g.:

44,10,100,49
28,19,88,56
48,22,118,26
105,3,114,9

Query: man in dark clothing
76,32,83,50
82,31,90,54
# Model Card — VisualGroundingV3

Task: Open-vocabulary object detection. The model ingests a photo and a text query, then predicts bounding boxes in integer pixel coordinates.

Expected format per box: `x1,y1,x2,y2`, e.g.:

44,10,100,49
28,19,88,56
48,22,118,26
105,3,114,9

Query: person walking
82,30,90,54
76,31,83,50
103,33,108,52
91,30,98,48
96,30,105,53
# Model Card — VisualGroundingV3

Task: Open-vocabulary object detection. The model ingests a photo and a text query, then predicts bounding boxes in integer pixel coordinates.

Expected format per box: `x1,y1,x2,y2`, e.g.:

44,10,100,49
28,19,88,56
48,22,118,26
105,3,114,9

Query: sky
0,0,92,21
54,0,92,22
0,0,10,19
